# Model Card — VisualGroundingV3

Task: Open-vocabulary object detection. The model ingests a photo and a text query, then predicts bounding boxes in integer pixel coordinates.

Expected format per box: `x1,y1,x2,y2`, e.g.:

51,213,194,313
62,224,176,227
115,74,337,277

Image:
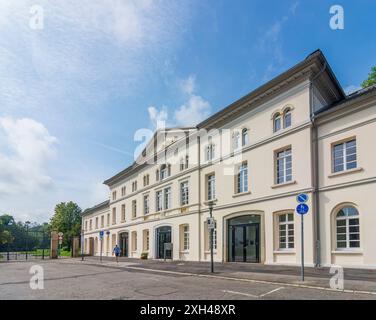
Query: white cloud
0,117,57,196
148,75,212,129
174,95,211,127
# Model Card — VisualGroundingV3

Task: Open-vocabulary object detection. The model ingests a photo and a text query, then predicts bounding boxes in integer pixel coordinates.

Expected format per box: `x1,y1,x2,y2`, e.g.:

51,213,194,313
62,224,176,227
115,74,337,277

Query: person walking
113,244,121,263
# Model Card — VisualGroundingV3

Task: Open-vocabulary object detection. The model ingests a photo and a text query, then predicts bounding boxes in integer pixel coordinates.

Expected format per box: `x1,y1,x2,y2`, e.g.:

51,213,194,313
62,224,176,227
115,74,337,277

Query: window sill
328,167,363,178
120,220,126,223
232,191,251,198
204,250,217,254
180,250,189,254
271,180,296,189
273,250,295,254
331,250,363,255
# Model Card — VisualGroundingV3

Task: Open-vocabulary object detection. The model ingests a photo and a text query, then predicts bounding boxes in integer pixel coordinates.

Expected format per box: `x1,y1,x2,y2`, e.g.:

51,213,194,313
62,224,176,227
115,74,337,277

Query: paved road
0,259,375,300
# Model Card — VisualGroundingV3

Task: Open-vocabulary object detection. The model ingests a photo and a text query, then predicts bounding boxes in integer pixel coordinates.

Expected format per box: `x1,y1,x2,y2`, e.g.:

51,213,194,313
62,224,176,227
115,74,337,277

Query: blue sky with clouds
0,0,375,222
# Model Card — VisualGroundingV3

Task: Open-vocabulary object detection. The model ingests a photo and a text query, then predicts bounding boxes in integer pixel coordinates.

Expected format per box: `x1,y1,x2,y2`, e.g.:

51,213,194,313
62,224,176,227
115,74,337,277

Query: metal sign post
99,230,104,262
296,194,309,282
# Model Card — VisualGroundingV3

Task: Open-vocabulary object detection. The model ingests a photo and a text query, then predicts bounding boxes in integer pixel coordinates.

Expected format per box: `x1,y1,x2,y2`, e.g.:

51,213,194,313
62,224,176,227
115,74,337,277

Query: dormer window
273,113,281,133
283,108,292,128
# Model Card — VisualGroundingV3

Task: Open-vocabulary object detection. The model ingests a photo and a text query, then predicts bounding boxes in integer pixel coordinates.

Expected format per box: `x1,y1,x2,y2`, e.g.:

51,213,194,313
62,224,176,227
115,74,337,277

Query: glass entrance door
156,226,172,259
228,215,260,263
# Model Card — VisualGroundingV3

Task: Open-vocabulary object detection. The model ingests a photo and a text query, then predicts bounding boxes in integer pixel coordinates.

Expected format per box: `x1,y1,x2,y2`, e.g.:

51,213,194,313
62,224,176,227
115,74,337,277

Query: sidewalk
78,256,376,293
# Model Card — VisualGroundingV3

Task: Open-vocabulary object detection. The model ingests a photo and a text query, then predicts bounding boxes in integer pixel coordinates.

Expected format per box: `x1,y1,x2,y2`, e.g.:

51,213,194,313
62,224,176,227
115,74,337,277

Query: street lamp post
208,201,216,273
25,221,30,260
81,229,85,261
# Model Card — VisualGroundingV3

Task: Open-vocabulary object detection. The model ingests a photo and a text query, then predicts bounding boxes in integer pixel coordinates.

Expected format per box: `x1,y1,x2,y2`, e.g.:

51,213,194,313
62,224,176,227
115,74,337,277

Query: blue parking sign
297,193,308,203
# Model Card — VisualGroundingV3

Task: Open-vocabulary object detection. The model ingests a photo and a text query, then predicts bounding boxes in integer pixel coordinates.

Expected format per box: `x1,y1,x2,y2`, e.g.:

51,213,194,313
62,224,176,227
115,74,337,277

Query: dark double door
119,233,128,257
229,222,260,263
156,226,172,259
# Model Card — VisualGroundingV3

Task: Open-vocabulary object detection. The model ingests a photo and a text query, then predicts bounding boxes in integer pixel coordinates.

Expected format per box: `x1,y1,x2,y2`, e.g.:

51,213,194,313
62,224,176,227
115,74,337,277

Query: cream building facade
82,50,376,268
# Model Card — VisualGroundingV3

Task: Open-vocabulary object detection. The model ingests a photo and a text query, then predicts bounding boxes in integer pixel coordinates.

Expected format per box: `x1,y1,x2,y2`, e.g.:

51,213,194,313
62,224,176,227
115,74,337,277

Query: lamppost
81,229,85,261
207,200,216,273
25,221,30,260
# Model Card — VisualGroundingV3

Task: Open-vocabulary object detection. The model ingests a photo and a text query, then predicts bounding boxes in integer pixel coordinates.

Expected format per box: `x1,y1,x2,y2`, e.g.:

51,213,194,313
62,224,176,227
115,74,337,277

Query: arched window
273,113,281,132
283,108,292,128
336,206,360,249
242,128,249,146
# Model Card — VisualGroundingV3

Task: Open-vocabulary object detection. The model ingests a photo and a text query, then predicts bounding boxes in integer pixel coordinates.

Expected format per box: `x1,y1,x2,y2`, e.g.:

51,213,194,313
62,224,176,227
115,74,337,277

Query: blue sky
0,0,375,222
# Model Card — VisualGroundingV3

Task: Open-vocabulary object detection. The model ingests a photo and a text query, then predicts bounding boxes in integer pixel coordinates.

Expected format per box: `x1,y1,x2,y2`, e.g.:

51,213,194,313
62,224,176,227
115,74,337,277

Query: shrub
140,252,148,260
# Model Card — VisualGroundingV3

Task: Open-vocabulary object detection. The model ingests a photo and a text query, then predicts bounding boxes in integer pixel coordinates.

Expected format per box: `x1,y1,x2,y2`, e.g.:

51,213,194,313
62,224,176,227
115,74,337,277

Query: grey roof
81,199,110,217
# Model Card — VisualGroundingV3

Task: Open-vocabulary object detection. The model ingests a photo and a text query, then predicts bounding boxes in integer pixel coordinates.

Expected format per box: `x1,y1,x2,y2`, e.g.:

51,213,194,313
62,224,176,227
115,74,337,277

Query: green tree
361,66,376,88
50,202,82,250
0,215,14,245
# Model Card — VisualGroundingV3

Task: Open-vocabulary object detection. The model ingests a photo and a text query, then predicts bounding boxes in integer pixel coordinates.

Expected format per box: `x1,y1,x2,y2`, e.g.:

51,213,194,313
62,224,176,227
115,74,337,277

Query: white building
82,50,376,268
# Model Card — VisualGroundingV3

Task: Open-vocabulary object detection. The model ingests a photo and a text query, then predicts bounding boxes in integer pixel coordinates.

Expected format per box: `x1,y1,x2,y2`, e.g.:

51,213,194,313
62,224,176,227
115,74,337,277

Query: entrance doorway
228,215,260,263
119,232,128,257
156,226,172,259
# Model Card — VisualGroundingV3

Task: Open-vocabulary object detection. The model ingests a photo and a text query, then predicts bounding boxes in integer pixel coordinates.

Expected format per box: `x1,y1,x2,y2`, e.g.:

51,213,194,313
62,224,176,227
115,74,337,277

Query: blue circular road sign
296,203,309,215
296,193,309,203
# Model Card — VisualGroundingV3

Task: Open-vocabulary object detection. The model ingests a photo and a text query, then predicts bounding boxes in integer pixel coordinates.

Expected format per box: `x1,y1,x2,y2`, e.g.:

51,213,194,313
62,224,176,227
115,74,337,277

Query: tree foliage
361,66,376,88
50,202,82,250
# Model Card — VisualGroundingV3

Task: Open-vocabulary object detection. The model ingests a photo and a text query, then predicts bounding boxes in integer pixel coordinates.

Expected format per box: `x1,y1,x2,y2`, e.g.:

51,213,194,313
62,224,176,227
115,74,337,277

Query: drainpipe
309,61,327,268
197,135,202,262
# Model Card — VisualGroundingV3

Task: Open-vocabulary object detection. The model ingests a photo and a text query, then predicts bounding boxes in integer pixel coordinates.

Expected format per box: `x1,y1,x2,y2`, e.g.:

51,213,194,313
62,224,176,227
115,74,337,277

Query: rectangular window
112,191,117,201
207,174,216,200
112,207,116,225
183,225,189,251
132,200,137,218
237,162,248,193
332,139,357,173
164,187,171,210
107,214,110,226
145,230,149,251
121,204,126,221
95,217,98,229
156,190,163,211
89,219,92,230
180,181,189,206
143,195,150,215
206,144,215,161
132,231,137,251
279,213,294,249
121,186,126,197
85,221,88,231
276,148,292,184
101,215,104,228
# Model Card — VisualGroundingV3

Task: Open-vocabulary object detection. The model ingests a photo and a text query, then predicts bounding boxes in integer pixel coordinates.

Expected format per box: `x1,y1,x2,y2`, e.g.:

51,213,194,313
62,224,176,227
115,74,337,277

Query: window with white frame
132,200,137,218
143,194,150,215
180,158,185,171
207,174,216,200
336,206,360,249
121,204,126,221
273,113,282,132
242,128,249,146
183,225,189,251
283,108,292,128
160,164,168,180
164,187,171,210
156,190,163,211
180,181,189,206
112,207,116,224
237,162,248,193
212,221,217,250
278,213,294,249
276,147,292,184
332,139,357,173
205,221,217,251
205,138,215,161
